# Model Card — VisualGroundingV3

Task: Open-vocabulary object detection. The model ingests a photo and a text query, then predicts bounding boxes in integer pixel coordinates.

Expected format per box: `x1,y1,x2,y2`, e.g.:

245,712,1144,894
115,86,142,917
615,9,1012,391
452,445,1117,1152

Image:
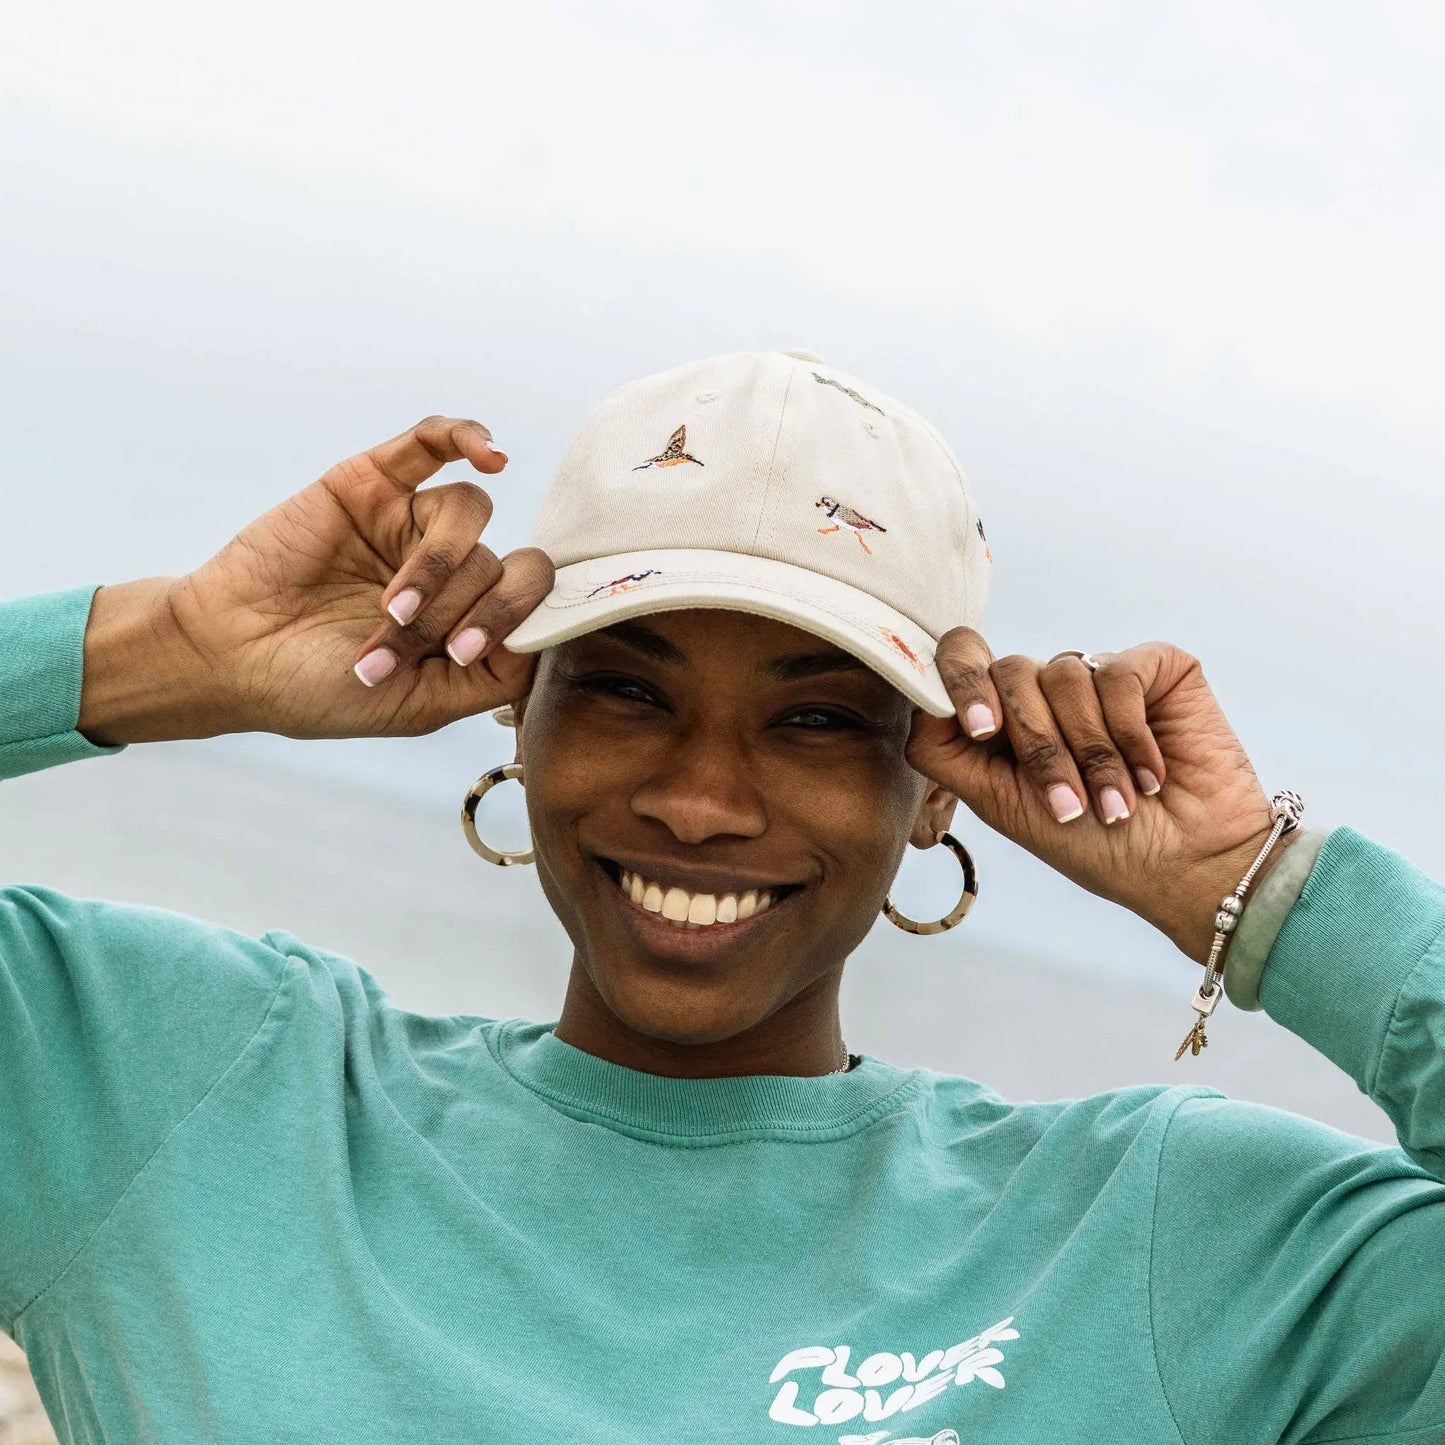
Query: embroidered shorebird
976,515,993,564
632,425,704,470
815,495,888,554
586,569,662,598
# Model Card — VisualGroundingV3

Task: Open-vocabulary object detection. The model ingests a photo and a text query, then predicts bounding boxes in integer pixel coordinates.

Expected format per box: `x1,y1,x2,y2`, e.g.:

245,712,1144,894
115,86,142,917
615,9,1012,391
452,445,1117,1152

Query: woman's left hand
905,631,1300,967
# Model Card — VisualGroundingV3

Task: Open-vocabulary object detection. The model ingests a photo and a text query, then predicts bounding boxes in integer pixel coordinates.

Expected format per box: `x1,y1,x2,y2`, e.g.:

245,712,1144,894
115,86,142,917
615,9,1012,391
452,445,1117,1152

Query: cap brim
500,549,957,717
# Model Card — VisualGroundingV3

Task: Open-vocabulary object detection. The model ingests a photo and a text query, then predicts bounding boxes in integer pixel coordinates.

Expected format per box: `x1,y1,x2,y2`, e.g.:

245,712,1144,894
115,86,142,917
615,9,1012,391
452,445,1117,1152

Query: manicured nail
387,587,422,625
1048,783,1085,823
447,626,487,666
1100,786,1130,824
965,702,997,738
1135,767,1161,795
354,647,397,686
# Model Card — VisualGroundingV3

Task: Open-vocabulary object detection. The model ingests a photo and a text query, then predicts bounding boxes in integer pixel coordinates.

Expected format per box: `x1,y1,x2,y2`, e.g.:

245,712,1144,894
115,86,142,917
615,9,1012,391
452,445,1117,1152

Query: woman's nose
627,739,768,844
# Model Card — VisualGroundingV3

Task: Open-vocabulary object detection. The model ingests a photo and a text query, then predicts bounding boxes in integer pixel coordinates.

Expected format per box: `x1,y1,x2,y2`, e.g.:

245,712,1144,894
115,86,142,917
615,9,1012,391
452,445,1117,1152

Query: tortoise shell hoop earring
461,763,535,866
881,830,979,934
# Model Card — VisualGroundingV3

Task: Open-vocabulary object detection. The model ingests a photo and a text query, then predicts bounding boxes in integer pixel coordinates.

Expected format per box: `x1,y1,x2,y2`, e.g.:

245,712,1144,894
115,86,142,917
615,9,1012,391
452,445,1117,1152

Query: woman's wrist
1221,826,1330,1011
77,579,231,746
1159,821,1307,967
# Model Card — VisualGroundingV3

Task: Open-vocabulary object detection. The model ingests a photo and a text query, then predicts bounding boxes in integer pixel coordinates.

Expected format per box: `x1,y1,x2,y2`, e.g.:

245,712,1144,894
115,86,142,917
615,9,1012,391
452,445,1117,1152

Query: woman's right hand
82,417,555,745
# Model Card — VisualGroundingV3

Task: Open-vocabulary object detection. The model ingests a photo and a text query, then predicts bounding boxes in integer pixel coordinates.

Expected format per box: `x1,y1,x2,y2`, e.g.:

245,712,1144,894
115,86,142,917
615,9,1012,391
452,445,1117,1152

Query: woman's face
511,608,958,1048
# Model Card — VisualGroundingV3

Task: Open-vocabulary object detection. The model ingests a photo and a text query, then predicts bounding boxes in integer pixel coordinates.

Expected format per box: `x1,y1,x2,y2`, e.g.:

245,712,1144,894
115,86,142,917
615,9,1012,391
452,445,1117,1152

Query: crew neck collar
489,1019,923,1145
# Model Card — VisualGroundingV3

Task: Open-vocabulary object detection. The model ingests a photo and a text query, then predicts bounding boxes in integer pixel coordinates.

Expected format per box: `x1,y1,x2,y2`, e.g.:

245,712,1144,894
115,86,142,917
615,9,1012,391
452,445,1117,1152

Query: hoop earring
461,762,535,866
881,830,978,934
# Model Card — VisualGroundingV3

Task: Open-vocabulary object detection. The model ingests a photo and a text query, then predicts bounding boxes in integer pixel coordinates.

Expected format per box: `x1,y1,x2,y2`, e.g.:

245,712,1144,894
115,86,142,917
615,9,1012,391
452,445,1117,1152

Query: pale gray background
3,1,1443,1143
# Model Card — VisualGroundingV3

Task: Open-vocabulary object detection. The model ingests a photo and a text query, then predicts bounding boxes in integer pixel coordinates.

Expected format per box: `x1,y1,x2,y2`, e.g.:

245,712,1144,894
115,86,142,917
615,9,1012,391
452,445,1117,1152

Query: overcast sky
3,1,1442,977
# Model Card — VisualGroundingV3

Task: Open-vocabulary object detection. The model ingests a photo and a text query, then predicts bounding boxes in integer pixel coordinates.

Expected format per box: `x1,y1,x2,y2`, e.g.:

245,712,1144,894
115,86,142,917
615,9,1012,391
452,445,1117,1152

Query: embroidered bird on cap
815,496,888,554
632,425,704,470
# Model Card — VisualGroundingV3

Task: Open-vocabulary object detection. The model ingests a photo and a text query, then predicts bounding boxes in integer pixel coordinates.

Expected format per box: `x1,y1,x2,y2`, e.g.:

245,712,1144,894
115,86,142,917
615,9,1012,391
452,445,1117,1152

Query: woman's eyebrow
594,621,686,666
594,621,871,681
762,649,872,682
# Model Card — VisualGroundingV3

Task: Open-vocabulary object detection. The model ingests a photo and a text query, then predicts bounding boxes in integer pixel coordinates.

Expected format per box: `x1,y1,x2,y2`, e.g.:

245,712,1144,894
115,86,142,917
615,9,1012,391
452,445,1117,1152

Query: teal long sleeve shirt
2,586,1443,1444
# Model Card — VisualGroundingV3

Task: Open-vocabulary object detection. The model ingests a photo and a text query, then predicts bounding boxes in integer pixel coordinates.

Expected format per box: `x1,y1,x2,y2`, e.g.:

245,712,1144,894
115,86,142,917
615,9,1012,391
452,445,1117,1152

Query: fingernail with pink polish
1048,784,1085,823
965,703,996,738
447,627,487,666
354,647,397,686
1100,786,1130,824
1136,767,1161,795
387,588,422,625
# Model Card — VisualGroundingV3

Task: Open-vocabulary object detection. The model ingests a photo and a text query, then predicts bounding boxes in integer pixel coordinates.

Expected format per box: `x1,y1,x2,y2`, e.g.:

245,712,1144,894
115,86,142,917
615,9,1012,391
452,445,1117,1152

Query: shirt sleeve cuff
0,585,126,779
1222,825,1330,1012
1254,824,1445,1092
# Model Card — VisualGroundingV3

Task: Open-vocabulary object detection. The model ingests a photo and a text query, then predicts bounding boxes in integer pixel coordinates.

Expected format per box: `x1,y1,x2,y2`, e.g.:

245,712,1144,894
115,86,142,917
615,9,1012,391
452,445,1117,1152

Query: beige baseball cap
501,348,993,716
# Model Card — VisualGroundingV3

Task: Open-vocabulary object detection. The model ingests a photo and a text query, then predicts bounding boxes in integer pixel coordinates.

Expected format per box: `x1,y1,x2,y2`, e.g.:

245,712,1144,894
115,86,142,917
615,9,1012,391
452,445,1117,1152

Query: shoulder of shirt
906,1067,1224,1150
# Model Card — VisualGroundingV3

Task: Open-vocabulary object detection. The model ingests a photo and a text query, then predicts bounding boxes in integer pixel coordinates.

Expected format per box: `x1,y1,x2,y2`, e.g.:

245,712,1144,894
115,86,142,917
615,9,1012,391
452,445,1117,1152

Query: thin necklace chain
826,1041,852,1075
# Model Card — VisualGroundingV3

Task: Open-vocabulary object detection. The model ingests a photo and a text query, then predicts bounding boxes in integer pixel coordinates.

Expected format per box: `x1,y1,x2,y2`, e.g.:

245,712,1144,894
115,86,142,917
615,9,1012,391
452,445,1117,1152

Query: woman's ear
909,781,959,849
507,694,528,763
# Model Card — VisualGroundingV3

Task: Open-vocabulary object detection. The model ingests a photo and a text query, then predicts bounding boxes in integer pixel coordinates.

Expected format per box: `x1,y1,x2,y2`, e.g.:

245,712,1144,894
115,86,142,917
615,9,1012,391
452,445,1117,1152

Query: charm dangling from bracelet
1173,789,1305,1062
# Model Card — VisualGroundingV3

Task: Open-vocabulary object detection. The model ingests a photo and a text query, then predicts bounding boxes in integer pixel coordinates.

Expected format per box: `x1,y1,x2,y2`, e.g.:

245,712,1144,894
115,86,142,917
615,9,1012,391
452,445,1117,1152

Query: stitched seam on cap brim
541,567,938,660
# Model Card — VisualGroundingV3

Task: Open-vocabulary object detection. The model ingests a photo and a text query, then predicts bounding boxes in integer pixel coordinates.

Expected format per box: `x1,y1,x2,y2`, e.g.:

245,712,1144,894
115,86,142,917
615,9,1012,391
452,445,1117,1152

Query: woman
1,350,1441,1444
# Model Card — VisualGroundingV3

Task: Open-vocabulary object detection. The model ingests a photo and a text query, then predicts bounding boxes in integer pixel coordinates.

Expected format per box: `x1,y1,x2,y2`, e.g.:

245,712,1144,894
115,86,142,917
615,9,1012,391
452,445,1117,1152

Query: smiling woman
1,352,1443,1443
510,607,948,1076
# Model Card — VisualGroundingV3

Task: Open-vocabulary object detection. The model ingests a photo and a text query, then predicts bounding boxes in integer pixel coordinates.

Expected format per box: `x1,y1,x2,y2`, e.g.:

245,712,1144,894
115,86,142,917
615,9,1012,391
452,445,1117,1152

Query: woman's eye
573,675,658,705
567,675,870,733
614,682,656,704
784,708,862,731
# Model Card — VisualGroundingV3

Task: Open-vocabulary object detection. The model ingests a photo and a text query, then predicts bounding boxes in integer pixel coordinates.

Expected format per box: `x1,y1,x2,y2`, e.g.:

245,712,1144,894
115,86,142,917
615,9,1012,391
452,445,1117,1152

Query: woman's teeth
617,868,778,929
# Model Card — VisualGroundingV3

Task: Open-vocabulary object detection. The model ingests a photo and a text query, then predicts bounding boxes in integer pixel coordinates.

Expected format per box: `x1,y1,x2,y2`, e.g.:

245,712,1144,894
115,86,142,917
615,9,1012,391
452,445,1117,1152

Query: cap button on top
781,349,825,363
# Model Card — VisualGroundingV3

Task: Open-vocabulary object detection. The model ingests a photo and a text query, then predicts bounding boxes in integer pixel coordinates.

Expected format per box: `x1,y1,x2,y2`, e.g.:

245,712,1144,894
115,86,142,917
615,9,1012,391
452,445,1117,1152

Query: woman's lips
592,856,801,964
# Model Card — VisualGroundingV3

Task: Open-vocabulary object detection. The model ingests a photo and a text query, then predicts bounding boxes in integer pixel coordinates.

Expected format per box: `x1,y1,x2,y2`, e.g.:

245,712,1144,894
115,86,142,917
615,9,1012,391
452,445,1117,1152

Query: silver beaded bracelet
1174,789,1306,1061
